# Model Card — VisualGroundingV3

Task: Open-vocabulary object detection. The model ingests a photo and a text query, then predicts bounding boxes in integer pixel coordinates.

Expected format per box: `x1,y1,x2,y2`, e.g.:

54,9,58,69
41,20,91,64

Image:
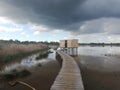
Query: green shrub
0,73,16,80
37,63,42,67
17,69,31,77
0,69,31,81
36,52,49,60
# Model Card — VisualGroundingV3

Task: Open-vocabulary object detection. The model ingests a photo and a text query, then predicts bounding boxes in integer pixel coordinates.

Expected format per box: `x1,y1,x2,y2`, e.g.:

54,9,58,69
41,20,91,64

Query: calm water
0,49,56,74
78,46,120,72
0,49,61,90
78,45,120,56
78,46,120,90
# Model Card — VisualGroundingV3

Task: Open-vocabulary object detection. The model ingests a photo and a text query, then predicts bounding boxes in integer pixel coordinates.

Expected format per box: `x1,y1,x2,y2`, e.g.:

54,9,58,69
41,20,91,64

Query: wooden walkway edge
50,51,84,90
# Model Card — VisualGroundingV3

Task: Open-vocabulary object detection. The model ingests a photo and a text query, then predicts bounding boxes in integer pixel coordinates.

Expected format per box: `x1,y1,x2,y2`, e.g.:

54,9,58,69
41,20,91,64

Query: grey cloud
0,0,84,27
71,18,120,35
77,34,120,43
79,0,120,19
0,0,120,33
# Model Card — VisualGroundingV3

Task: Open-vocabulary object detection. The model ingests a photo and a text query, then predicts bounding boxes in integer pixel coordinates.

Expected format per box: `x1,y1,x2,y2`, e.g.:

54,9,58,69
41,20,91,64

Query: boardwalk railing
50,51,84,90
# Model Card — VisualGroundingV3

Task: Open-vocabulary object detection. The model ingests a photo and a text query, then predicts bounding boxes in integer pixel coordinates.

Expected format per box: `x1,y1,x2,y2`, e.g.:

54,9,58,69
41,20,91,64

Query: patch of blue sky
0,22,68,41
0,22,17,27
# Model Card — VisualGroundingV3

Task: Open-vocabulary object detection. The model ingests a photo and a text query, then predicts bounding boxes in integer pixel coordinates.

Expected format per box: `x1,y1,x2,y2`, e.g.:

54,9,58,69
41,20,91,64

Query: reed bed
0,43,48,62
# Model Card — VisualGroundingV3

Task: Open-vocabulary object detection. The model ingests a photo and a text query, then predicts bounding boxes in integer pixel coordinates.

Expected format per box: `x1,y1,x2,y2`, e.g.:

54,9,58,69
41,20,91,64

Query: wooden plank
50,51,84,90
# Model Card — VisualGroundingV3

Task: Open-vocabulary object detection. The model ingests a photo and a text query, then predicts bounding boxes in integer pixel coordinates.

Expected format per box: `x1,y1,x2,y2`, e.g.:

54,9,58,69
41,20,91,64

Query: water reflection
21,55,38,67
48,50,56,59
78,46,120,90
78,46,120,57
1,49,56,73
78,46,120,72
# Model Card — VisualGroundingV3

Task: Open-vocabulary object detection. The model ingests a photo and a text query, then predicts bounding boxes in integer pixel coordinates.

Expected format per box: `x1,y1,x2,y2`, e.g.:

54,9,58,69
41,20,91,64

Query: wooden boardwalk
50,51,84,90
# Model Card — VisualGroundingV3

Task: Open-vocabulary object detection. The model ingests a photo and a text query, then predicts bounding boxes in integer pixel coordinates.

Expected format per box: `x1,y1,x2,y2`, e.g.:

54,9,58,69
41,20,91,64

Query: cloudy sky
1,0,120,42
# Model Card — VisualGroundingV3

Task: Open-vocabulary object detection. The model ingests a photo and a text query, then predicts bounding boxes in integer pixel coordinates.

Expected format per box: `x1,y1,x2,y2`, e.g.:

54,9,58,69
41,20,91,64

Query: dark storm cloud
0,0,120,31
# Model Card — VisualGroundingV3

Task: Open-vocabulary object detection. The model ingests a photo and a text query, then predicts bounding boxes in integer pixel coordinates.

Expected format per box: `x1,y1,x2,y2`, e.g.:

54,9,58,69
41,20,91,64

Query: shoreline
0,58,61,90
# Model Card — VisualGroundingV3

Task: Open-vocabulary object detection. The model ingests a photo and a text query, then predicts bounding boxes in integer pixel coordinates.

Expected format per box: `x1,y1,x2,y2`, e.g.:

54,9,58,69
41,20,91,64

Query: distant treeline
0,39,59,46
79,43,120,46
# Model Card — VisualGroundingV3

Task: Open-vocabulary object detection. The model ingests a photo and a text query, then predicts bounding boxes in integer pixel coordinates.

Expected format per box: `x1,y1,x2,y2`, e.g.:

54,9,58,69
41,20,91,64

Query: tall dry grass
0,43,48,62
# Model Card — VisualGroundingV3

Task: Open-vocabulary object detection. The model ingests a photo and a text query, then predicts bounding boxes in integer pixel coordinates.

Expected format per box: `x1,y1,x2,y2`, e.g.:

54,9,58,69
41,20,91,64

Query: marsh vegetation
0,69,31,81
0,43,49,62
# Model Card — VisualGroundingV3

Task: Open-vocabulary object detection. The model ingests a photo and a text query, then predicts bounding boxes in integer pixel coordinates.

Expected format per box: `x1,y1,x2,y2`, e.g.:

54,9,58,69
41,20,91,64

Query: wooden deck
50,51,84,90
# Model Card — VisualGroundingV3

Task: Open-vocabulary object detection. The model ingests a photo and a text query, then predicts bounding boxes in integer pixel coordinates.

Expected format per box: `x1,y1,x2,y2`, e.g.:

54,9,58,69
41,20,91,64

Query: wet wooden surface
51,51,84,90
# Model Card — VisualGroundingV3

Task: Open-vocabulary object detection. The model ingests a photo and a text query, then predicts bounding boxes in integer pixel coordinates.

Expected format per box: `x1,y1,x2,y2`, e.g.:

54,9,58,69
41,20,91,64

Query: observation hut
60,39,78,56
